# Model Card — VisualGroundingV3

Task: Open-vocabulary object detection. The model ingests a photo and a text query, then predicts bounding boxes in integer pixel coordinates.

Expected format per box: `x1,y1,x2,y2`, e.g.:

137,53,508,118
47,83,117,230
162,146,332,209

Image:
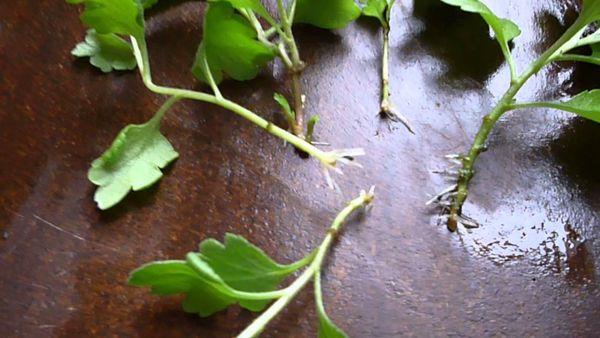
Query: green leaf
129,260,236,317
208,0,275,25
440,0,521,60
67,0,145,39
580,0,600,25
295,0,361,29
129,234,308,316
306,115,319,144
72,29,137,72
274,92,295,123
592,43,600,59
192,2,276,84
318,310,349,338
361,0,388,26
544,90,600,123
88,114,178,210
140,0,158,9
199,234,303,310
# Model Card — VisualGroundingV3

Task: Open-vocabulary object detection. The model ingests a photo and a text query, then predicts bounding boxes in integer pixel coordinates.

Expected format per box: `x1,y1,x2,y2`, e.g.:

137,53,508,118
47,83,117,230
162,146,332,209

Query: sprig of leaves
435,0,600,231
67,0,365,209
360,0,413,133
191,0,360,139
130,189,375,337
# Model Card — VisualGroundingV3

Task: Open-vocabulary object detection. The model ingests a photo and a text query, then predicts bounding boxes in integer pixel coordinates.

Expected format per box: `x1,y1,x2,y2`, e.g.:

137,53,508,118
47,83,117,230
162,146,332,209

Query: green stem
379,6,414,134
200,53,222,99
553,54,600,66
148,95,181,126
508,101,591,116
130,37,335,166
237,190,375,338
380,26,391,112
242,9,275,47
447,17,589,231
277,0,306,138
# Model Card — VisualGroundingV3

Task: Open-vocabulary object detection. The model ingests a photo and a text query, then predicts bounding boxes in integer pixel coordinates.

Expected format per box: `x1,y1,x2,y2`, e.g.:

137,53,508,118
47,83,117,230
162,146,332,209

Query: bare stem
379,7,414,134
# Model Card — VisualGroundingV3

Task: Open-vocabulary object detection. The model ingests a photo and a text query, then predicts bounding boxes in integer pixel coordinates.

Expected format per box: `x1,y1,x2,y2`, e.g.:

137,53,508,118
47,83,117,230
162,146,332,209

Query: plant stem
148,95,181,126
130,37,336,166
447,18,589,231
237,190,375,338
290,72,305,137
277,0,306,138
553,54,600,66
379,6,414,134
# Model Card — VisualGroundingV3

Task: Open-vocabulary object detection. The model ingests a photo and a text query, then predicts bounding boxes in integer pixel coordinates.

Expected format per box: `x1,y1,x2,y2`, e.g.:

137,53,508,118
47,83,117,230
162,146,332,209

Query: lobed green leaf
129,234,308,316
66,0,145,39
88,116,178,209
192,2,276,84
295,0,361,29
72,29,137,73
441,0,521,62
129,259,237,316
199,233,303,310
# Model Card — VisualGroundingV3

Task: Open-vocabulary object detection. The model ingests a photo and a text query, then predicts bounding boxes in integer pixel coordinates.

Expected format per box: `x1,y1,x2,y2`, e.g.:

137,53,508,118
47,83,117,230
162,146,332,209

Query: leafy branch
165,0,359,140
433,0,600,231
361,0,413,133
68,0,364,209
129,188,375,337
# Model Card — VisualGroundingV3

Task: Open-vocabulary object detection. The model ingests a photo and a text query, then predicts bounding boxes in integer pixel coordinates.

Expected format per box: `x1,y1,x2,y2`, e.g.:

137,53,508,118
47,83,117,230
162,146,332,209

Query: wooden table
1,0,598,336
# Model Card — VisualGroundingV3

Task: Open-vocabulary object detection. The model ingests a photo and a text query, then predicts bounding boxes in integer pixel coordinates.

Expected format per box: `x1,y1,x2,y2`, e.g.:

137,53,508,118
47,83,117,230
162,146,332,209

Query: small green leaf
361,0,388,26
88,114,178,209
441,0,521,61
318,311,349,338
546,90,600,123
208,0,275,25
306,115,319,144
295,0,361,29
199,233,303,310
72,29,137,73
192,2,276,84
274,92,295,123
67,0,145,39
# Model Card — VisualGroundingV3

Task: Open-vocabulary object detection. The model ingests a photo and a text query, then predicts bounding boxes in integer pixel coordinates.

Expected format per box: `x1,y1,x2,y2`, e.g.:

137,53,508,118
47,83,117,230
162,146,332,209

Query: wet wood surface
1,0,599,337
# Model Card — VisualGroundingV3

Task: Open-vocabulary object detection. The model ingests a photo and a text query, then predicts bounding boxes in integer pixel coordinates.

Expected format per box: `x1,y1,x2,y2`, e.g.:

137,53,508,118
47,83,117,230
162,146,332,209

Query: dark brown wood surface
1,0,599,337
